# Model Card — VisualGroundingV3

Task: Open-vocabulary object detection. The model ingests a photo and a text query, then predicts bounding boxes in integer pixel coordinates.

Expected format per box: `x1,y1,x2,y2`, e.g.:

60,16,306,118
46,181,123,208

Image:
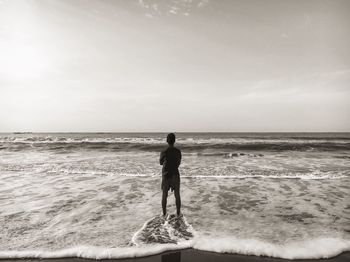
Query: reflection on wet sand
161,251,181,262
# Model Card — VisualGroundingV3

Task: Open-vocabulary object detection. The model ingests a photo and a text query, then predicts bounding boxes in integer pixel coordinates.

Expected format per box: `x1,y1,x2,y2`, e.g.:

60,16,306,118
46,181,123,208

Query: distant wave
2,135,350,144
0,142,349,152
1,237,349,260
116,171,348,179
1,138,349,152
181,172,348,180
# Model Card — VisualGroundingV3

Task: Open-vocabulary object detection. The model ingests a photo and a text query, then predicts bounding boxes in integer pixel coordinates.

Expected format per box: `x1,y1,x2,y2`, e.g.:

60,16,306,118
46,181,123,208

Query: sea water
0,133,349,259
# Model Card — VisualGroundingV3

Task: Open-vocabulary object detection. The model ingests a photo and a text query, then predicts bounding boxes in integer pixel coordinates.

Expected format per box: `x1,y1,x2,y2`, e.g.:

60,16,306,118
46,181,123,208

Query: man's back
160,133,182,216
160,146,181,178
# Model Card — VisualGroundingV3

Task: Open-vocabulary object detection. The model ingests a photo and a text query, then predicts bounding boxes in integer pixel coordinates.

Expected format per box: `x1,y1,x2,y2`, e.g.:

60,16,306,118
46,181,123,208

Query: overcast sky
0,0,349,132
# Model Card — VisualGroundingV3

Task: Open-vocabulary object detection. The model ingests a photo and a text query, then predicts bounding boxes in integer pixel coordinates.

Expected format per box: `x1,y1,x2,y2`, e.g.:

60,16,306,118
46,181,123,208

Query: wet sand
1,249,349,262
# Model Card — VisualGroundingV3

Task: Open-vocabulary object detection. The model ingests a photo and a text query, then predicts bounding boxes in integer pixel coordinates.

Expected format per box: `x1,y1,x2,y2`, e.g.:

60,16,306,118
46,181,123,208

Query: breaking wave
1,237,349,260
1,134,349,152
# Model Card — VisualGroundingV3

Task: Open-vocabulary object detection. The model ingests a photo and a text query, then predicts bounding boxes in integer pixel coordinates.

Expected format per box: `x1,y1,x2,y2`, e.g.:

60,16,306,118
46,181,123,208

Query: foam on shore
193,237,350,260
1,237,349,260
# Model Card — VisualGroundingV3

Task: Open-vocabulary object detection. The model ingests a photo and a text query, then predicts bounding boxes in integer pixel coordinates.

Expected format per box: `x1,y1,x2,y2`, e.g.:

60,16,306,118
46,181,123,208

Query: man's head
166,133,176,145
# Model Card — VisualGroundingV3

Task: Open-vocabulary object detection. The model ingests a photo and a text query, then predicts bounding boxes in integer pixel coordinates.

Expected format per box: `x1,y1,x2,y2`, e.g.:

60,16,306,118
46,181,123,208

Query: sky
0,0,349,132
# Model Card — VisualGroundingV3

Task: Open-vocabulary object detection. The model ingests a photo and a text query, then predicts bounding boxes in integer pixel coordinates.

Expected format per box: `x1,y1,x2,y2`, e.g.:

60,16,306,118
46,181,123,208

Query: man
159,133,182,217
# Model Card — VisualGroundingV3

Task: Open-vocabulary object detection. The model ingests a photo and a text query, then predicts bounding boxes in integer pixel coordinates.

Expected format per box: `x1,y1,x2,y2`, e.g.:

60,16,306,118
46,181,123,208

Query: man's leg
162,188,168,216
174,187,181,216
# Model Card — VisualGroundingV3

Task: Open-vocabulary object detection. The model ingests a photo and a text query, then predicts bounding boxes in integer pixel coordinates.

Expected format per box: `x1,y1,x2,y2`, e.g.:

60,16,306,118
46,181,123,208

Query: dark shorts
161,175,180,192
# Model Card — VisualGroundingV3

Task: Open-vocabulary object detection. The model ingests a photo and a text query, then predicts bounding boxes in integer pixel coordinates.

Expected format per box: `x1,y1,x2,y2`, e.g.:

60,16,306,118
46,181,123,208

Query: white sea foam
1,134,349,145
0,243,192,260
1,237,349,260
132,214,194,246
181,172,348,180
194,237,350,259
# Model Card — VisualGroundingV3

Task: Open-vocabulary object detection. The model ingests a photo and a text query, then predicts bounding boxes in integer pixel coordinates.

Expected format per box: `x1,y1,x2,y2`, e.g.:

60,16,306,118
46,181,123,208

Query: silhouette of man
160,133,182,216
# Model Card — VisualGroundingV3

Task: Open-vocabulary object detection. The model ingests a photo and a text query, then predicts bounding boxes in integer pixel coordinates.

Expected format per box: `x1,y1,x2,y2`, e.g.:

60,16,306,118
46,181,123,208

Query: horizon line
1,131,350,134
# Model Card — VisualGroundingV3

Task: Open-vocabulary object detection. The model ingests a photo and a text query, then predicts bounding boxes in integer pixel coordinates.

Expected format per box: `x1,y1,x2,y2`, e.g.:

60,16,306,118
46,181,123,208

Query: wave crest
1,140,349,152
1,237,349,260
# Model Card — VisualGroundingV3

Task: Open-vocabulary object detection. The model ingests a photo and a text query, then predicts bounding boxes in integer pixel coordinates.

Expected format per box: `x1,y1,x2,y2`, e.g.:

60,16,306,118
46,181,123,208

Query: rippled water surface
0,133,349,259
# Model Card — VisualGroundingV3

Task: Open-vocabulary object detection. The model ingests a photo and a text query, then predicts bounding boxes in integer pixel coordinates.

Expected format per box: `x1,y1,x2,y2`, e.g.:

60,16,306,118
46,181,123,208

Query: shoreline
1,249,349,262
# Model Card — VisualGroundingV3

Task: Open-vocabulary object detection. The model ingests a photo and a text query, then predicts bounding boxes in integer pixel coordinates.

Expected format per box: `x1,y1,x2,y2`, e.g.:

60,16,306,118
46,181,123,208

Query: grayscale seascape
1,0,350,261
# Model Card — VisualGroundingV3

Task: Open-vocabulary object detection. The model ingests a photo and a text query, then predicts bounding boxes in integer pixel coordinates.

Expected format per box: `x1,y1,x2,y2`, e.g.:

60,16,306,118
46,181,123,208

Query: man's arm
177,150,182,167
160,150,165,165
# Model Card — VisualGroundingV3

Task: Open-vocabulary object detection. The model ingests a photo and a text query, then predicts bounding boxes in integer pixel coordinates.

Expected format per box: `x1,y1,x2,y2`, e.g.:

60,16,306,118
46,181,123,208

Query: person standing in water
160,133,182,217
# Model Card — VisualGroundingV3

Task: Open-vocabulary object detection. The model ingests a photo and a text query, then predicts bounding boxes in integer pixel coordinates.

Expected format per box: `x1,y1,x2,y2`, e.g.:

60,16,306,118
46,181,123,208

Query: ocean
0,133,349,259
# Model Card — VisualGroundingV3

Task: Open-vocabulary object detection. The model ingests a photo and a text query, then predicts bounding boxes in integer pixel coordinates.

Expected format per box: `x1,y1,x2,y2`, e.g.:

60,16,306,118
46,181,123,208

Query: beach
0,133,349,260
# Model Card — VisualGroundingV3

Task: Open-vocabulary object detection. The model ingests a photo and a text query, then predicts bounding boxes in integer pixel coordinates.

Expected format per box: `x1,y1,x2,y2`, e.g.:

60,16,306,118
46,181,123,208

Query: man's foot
176,212,182,218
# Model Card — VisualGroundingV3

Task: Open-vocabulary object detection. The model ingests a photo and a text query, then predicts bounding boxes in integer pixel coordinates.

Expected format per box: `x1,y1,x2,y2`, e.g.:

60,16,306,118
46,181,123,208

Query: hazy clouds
0,0,349,132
